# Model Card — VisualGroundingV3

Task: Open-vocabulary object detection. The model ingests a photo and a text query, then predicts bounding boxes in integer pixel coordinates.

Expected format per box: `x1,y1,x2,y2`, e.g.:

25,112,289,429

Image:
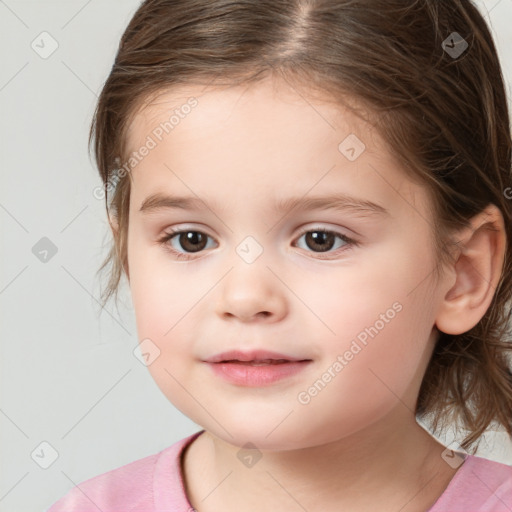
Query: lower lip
205,360,311,386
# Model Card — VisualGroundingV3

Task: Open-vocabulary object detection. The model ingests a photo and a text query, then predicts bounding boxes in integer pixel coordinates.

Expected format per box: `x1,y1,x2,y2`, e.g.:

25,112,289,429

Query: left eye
294,228,355,255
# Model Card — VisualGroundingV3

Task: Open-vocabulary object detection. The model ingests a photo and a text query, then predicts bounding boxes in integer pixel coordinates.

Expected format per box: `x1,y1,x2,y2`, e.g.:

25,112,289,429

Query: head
90,0,512,453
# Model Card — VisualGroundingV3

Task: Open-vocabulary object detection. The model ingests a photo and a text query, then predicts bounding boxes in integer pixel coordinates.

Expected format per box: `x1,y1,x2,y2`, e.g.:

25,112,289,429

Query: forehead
125,78,380,155
123,78,431,224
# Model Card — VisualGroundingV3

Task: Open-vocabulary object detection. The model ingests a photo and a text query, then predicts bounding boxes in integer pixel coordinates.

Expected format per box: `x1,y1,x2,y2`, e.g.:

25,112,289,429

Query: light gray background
1,1,511,511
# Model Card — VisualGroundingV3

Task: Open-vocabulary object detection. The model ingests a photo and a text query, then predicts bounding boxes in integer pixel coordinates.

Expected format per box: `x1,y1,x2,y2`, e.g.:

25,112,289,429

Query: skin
117,76,506,512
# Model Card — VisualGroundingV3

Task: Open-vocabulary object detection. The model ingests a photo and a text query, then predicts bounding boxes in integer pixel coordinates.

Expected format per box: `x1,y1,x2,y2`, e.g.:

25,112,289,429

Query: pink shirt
48,429,512,511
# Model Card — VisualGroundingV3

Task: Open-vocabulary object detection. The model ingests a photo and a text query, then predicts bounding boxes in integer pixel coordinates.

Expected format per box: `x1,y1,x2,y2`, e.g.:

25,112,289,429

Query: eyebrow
139,192,389,218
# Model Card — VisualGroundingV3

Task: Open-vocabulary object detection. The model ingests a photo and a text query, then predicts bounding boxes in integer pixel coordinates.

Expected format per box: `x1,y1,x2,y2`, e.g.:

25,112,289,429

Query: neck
182,410,459,512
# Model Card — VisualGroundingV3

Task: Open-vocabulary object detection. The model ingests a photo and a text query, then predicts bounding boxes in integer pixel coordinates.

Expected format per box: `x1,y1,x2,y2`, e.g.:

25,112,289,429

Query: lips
205,349,310,364
222,359,289,365
206,354,313,386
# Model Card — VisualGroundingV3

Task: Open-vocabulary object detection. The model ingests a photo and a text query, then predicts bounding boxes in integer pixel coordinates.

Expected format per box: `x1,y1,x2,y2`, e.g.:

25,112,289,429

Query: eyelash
157,226,359,261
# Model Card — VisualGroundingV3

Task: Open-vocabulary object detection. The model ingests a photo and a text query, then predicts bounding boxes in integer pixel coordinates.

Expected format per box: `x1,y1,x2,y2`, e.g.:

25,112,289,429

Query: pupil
307,231,334,252
181,231,206,252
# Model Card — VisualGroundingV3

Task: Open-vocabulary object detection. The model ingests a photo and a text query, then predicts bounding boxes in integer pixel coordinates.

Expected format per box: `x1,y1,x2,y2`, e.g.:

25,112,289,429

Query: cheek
127,236,198,337
302,239,436,395
126,240,206,401
289,298,434,447
129,262,200,416
293,237,433,345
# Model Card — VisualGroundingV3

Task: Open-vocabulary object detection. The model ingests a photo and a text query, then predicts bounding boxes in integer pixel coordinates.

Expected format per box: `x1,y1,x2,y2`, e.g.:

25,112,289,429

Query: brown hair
89,0,512,453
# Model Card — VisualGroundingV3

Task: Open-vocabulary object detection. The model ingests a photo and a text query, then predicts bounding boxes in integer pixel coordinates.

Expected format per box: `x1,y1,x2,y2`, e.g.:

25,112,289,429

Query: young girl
48,0,512,510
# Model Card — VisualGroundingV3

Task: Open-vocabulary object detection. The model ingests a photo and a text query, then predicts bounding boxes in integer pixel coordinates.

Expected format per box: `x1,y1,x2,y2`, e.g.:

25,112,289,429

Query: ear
434,203,507,335
108,213,130,282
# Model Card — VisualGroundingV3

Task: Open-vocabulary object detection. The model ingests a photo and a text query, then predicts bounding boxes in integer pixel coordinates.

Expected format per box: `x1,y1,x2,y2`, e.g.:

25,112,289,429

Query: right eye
157,228,217,260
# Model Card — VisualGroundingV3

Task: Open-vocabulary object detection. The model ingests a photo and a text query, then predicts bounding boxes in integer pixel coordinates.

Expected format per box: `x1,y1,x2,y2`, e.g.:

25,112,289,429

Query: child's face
125,78,448,450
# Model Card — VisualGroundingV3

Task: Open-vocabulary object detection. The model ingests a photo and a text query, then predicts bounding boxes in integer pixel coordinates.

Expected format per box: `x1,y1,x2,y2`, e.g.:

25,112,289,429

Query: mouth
205,358,313,386
205,349,311,364
217,359,308,365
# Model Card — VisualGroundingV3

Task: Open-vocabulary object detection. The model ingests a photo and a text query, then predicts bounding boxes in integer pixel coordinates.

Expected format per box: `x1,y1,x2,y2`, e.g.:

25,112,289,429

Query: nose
215,261,287,323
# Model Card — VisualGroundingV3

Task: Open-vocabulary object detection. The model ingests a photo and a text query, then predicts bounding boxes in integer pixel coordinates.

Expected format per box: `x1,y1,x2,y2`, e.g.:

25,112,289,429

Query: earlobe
434,204,507,335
